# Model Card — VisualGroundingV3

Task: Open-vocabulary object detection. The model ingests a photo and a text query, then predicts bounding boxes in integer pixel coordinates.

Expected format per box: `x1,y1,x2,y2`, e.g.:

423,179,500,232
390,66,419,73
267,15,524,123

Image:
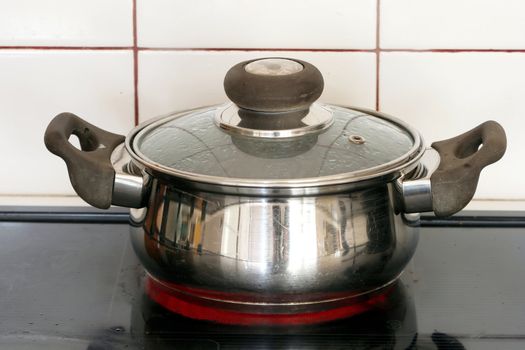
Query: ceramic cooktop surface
0,208,523,349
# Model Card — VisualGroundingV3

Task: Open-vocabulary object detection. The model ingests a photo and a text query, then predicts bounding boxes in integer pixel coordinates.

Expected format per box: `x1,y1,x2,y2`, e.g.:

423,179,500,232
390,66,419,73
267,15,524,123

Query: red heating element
146,276,395,326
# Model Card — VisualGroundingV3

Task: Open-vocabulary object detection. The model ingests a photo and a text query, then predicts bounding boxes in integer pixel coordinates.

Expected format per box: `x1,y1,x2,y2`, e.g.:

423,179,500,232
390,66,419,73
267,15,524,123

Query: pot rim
124,105,425,195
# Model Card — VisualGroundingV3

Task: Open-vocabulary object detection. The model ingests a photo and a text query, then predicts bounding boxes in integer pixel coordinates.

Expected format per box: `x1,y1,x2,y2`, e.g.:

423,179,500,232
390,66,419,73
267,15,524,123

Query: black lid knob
224,58,324,113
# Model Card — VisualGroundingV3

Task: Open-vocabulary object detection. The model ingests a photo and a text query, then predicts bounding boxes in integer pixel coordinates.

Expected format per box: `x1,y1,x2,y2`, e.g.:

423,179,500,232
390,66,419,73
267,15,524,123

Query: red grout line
381,48,525,53
0,46,133,50
375,0,381,111
132,0,139,126
1,46,525,53
137,47,376,52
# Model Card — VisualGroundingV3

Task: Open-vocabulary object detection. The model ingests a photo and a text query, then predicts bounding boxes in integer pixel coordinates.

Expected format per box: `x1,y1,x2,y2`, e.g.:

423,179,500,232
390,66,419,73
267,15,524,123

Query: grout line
1,46,525,53
375,0,381,111
0,46,133,50
132,0,139,126
136,47,376,52
381,48,525,53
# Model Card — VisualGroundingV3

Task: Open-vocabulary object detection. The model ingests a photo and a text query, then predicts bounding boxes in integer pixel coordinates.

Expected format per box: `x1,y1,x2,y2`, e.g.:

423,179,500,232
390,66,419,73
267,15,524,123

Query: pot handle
430,120,506,216
44,113,125,209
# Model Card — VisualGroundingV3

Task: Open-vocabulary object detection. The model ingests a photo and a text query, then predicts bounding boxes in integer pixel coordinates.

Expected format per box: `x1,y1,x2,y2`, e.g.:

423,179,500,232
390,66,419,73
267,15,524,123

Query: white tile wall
0,0,523,209
137,0,376,49
0,50,134,195
0,0,133,46
381,0,525,49
139,51,376,120
380,52,523,199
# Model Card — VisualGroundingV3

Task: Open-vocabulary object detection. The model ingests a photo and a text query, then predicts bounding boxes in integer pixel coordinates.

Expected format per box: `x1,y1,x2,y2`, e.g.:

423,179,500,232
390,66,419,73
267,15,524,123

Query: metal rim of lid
125,105,425,195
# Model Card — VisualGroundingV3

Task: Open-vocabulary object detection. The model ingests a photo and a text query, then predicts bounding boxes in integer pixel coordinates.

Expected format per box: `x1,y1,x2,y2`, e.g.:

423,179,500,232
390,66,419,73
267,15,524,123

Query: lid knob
224,58,324,113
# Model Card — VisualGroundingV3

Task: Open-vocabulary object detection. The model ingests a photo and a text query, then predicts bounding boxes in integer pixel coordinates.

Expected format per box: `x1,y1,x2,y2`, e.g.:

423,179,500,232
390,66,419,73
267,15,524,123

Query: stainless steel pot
44,58,506,323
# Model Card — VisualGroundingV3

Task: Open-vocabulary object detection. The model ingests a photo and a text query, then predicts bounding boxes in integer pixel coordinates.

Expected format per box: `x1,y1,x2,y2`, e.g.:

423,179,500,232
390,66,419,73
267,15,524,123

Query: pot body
130,178,419,313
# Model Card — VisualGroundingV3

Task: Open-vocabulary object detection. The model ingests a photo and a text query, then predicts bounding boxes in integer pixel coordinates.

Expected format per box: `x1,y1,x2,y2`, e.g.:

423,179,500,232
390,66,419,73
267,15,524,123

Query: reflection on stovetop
131,280,420,349
90,278,464,349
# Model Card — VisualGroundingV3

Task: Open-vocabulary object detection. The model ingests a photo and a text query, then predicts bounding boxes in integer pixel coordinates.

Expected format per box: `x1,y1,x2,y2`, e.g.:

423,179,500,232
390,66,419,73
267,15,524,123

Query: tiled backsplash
137,0,377,49
381,0,525,49
139,51,377,120
0,0,133,46
0,0,521,208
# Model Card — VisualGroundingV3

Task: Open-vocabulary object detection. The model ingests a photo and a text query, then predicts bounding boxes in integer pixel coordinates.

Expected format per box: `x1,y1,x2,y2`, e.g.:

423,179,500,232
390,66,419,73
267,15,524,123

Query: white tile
381,0,525,49
0,196,87,207
0,50,134,196
380,52,524,200
138,51,376,120
0,0,132,46
466,200,525,212
137,0,376,49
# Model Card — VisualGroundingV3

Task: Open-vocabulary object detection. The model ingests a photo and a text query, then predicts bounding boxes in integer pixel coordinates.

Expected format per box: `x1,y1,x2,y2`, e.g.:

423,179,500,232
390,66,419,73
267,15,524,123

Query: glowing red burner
146,276,395,326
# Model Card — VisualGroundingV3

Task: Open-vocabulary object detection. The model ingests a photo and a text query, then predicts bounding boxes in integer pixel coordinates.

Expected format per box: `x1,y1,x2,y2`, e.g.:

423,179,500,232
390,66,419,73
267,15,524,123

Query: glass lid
129,58,422,188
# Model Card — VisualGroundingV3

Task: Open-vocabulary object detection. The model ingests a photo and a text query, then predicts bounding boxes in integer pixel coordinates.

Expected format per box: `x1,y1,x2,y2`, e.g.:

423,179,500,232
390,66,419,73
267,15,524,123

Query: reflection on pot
129,179,419,319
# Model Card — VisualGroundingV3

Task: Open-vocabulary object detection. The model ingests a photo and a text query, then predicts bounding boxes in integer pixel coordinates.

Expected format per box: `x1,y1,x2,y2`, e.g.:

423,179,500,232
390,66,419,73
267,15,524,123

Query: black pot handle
44,113,125,209
430,120,506,216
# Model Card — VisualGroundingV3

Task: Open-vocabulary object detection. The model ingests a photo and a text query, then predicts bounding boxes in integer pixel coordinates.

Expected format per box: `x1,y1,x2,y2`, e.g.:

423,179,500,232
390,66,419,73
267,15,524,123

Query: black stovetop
0,208,524,349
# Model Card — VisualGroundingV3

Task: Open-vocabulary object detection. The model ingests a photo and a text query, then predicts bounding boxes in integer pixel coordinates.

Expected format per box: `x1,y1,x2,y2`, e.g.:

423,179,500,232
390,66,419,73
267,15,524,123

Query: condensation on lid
131,104,418,183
